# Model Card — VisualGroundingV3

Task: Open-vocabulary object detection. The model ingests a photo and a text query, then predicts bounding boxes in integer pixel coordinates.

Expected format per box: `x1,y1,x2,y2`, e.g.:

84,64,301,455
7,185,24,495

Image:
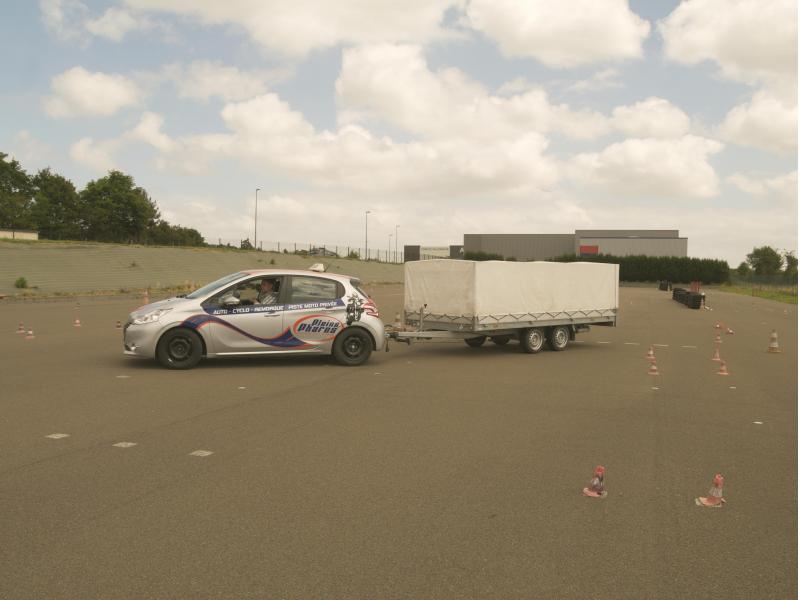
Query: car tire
465,336,487,348
520,327,545,354
333,327,373,366
548,326,570,351
156,328,203,370
491,335,512,345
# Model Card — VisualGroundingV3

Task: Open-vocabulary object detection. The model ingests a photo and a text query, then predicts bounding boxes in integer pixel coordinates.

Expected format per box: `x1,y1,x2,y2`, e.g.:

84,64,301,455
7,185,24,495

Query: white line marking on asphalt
374,372,382,375
237,386,246,390
189,450,213,457
46,433,69,439
624,342,640,346
573,340,586,343
753,421,763,425
651,387,659,390
654,344,669,347
113,442,137,448
729,386,737,390
681,345,697,349
596,341,611,344
116,375,130,379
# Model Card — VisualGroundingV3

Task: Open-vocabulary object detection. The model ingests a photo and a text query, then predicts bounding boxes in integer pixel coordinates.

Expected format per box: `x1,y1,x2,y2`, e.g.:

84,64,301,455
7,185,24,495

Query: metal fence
212,238,405,264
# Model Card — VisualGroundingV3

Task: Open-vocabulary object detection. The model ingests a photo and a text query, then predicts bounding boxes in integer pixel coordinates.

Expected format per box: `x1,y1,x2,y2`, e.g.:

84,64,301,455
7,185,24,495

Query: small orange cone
582,465,606,498
648,362,659,376
717,360,729,376
714,332,722,344
116,320,122,329
393,312,402,330
25,329,35,340
767,330,780,353
714,322,722,329
645,346,656,361
73,317,82,328
695,473,725,508
711,346,721,362
16,322,25,334
725,327,734,335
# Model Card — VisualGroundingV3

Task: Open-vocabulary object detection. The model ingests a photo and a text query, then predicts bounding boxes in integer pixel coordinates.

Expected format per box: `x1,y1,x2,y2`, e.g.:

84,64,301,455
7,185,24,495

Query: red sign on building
580,245,599,256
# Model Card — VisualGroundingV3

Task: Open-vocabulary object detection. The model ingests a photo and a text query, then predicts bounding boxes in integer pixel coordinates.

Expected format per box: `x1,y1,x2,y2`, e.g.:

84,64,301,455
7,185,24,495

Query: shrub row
548,253,730,284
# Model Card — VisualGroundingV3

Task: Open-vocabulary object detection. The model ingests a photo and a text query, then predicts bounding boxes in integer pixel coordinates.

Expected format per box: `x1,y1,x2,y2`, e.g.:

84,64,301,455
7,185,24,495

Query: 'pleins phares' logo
292,314,342,344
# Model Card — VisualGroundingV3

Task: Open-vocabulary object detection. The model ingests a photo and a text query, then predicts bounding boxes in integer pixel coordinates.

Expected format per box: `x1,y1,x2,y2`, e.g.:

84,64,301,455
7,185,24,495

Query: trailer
387,260,618,353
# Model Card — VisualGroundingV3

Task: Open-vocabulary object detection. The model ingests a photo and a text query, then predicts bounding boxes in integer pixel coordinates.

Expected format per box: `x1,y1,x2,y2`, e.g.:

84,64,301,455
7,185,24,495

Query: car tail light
363,298,379,317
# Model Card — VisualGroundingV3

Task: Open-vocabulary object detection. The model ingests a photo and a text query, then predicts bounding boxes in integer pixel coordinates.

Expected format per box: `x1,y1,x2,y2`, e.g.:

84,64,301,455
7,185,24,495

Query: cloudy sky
2,0,797,264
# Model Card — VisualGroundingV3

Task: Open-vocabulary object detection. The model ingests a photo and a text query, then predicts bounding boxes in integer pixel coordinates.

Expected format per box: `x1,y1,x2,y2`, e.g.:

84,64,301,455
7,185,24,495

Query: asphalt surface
0,286,796,599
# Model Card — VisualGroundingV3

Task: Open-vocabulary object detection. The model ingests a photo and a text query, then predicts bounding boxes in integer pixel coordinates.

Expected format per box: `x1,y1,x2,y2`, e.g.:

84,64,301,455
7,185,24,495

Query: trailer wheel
465,336,487,348
491,335,512,345
548,326,570,351
520,328,545,354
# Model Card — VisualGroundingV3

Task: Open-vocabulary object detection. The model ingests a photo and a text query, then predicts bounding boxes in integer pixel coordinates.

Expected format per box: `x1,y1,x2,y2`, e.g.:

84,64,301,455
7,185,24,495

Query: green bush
347,250,360,259
464,251,504,261
14,277,28,289
548,253,730,284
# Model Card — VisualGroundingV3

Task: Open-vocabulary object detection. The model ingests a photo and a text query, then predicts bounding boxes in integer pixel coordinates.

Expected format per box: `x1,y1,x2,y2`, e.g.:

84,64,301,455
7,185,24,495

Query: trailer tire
520,327,545,354
491,335,512,345
465,336,487,348
548,326,570,351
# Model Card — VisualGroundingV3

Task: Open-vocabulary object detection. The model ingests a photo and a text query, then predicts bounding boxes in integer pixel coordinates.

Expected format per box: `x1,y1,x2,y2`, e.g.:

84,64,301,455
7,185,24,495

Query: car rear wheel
548,326,570,351
157,328,203,370
333,327,373,366
520,327,545,354
464,336,487,348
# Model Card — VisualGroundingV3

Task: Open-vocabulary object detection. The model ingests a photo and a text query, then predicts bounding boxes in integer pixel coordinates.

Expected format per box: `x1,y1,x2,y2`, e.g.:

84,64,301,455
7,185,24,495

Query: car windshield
185,272,247,299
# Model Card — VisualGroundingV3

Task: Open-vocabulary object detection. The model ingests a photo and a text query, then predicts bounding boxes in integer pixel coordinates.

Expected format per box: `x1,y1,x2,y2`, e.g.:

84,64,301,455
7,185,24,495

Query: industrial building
462,230,688,261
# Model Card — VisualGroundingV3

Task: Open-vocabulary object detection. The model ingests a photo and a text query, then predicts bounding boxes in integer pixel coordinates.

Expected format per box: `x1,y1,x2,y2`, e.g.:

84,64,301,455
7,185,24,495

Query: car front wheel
156,328,203,370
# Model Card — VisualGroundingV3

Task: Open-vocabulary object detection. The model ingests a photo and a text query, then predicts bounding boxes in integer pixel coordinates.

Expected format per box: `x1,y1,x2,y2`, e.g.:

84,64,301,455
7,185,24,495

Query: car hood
129,296,194,318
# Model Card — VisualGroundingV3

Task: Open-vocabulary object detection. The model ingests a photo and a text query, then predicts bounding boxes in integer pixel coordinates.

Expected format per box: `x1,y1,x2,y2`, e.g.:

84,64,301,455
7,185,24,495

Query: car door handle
263,314,281,317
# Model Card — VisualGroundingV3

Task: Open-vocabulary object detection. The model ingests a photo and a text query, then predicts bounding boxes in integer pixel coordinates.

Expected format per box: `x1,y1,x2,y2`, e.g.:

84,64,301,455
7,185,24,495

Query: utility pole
389,233,392,263
254,188,260,249
395,224,399,263
364,210,371,260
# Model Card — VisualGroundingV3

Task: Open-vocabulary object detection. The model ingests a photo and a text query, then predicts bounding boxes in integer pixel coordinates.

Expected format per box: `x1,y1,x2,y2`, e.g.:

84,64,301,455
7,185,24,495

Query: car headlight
132,308,172,325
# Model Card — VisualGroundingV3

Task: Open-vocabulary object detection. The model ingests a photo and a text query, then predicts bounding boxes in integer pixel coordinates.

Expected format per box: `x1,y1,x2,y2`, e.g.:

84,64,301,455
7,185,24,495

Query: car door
282,275,347,353
202,275,288,354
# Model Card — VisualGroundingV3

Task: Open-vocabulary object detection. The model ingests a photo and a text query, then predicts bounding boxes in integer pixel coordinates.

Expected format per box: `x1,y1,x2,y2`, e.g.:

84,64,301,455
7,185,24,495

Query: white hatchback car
123,269,385,369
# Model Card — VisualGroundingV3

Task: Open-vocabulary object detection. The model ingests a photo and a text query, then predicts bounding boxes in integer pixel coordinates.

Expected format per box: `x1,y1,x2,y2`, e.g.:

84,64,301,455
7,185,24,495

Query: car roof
240,269,356,282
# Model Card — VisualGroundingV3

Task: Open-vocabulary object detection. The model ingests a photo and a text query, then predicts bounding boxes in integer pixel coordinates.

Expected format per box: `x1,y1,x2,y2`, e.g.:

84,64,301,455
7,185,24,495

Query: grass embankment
0,240,403,299
711,284,798,304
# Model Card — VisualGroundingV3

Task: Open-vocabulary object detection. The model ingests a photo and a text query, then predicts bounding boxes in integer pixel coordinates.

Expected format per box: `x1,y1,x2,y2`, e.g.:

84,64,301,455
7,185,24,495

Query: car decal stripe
182,314,312,349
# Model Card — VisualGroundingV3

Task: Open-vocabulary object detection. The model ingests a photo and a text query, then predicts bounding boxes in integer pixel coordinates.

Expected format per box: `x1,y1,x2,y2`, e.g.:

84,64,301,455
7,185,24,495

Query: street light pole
254,188,260,249
364,210,371,260
395,224,399,263
389,233,392,263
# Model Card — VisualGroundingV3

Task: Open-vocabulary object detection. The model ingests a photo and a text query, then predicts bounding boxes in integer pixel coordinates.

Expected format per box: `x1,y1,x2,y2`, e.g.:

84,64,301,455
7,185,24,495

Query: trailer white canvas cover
404,260,619,318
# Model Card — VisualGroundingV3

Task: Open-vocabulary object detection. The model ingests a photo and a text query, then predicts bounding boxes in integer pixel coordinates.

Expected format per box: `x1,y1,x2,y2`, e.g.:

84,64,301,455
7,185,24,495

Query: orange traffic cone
717,360,729,376
715,322,722,329
695,473,725,508
648,362,659,376
16,322,25,334
393,312,402,330
725,327,734,335
116,320,122,329
25,329,35,340
143,289,150,304
714,332,722,344
767,330,780,353
582,465,607,498
711,346,721,362
645,346,656,361
73,317,82,328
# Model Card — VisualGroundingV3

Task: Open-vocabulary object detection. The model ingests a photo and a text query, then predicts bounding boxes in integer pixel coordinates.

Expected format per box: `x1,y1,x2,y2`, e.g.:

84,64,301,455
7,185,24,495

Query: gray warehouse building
463,230,688,261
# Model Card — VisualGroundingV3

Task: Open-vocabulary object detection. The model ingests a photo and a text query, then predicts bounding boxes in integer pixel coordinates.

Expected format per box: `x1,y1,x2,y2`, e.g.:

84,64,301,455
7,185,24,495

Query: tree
80,171,159,243
31,169,82,240
746,246,783,276
0,152,34,229
783,250,797,280
735,261,752,276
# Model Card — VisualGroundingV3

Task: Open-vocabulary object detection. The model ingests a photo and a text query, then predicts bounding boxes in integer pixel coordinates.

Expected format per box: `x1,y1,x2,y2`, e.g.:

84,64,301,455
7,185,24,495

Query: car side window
205,277,282,307
288,277,343,304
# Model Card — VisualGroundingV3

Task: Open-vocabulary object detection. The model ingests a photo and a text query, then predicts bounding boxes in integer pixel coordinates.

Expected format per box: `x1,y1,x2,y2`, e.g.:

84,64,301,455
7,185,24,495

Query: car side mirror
222,295,240,306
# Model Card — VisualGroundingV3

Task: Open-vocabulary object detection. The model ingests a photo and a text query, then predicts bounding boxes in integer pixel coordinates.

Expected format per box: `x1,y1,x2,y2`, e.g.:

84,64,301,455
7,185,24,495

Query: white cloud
85,6,150,41
336,44,610,141
69,137,119,172
717,90,797,155
44,67,142,118
727,170,797,199
659,0,797,89
465,0,650,68
570,135,724,199
40,0,89,42
566,68,623,93
125,112,174,152
612,97,691,138
10,131,52,167
163,61,278,102
126,0,460,57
